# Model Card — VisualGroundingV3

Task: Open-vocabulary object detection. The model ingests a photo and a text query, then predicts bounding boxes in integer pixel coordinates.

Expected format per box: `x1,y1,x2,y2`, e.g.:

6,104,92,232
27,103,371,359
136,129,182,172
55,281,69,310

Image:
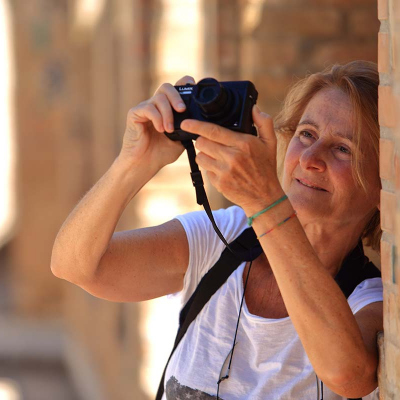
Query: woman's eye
298,130,315,144
337,146,351,154
300,130,313,138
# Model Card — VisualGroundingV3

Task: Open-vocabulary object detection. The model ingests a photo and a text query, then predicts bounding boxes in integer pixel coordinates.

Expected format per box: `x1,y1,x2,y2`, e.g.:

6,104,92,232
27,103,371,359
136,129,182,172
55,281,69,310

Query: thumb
252,105,275,143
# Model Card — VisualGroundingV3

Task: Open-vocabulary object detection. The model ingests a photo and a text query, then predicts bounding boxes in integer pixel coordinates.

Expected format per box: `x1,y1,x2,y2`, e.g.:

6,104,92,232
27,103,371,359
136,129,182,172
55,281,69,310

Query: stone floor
0,250,81,400
0,315,82,400
0,358,80,400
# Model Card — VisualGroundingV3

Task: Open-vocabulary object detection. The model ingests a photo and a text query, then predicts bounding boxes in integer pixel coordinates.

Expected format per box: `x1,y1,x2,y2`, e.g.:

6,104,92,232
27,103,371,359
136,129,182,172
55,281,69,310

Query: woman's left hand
180,105,284,213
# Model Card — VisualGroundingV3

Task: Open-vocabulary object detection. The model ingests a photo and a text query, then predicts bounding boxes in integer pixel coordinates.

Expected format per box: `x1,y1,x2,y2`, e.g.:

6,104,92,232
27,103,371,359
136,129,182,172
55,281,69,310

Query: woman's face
282,87,380,231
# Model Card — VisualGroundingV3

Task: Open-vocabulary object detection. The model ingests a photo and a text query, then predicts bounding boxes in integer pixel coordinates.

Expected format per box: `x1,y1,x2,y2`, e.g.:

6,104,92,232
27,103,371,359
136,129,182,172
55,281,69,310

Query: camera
167,78,258,142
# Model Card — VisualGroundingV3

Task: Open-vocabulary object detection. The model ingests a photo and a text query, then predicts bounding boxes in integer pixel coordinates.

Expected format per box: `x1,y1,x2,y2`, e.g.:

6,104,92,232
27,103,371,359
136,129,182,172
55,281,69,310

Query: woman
51,60,383,399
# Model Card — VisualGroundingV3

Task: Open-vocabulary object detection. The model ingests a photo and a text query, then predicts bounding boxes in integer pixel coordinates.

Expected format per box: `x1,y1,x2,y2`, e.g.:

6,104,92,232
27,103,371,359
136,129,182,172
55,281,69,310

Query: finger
252,105,275,143
129,103,164,133
155,82,187,113
195,136,228,159
180,119,241,145
205,171,218,191
175,75,196,86
195,151,220,174
150,93,175,133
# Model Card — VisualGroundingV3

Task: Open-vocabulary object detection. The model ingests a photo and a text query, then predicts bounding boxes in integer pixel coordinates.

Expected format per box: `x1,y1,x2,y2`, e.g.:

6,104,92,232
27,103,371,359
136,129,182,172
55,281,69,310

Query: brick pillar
377,0,400,397
62,1,155,399
202,0,241,80
8,0,72,316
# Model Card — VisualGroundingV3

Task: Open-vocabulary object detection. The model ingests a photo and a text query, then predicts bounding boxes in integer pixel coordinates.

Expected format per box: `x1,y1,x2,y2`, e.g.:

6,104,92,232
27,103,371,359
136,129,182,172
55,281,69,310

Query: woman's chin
288,195,331,220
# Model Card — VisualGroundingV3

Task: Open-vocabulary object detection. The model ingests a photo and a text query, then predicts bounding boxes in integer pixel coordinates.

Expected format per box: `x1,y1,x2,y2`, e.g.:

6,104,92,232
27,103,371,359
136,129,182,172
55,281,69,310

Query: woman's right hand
119,75,196,170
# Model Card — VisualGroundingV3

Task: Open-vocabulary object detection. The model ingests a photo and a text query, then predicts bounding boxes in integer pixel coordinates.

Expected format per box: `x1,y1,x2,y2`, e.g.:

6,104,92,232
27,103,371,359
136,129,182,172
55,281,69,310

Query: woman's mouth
296,179,328,192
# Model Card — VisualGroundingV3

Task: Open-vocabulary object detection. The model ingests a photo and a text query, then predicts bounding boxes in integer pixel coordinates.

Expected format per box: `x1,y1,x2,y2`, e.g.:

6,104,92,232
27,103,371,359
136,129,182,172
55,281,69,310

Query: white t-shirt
163,206,382,400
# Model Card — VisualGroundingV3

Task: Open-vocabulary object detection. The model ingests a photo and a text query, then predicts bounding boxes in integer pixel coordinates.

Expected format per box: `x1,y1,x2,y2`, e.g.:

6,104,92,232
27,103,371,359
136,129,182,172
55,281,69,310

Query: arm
180,109,382,397
51,77,194,302
251,206,382,397
339,301,383,396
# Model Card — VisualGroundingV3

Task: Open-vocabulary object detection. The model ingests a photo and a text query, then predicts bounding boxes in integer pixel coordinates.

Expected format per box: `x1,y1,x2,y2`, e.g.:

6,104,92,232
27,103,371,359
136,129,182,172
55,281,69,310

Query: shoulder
173,206,248,302
175,205,248,244
347,277,383,314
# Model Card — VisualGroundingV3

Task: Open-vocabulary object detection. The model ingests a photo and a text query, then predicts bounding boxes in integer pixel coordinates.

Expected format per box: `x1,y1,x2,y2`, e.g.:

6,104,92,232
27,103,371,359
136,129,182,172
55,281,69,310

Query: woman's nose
299,144,327,172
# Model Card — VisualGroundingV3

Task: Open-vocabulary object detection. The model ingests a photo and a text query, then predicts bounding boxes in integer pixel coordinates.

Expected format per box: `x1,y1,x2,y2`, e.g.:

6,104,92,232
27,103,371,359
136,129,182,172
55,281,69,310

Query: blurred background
0,0,380,399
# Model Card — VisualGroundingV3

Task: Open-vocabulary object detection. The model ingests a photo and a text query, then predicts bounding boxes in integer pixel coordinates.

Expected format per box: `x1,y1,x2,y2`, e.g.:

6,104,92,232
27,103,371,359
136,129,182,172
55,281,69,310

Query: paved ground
0,249,81,400
0,315,82,400
0,359,80,400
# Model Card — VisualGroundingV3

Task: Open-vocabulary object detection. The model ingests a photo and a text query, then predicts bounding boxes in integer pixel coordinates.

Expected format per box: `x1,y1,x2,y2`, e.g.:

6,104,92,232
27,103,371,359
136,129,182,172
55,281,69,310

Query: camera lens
199,87,218,103
194,78,227,114
193,78,240,125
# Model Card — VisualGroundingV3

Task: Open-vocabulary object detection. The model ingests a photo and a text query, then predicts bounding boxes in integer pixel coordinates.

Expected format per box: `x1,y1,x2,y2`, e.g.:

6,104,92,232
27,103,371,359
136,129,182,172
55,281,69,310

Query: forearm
51,155,158,284
245,199,374,393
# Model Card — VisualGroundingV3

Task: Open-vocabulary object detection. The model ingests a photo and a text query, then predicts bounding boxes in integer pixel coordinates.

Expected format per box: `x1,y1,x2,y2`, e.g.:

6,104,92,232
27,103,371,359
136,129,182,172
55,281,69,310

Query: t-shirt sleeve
174,205,248,306
347,277,383,314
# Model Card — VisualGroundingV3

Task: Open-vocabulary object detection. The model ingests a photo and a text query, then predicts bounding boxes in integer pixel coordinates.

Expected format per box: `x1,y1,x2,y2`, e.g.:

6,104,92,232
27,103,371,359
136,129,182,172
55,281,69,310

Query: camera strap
182,140,262,262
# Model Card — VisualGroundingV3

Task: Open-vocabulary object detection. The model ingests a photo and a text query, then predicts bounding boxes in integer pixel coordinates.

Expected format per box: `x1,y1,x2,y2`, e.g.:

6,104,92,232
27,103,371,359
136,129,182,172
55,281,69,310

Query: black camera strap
181,140,262,263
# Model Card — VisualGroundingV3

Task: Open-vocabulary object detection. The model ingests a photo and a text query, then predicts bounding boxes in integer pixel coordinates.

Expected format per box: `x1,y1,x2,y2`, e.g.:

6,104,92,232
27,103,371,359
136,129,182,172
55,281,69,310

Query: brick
395,348,400,393
397,282,400,313
380,189,396,233
395,258,400,288
381,239,393,285
258,8,342,38
394,152,400,191
380,138,394,180
392,34,397,71
326,0,376,6
255,75,297,104
241,38,299,74
385,292,400,350
348,10,379,37
385,332,400,387
378,86,397,128
388,292,398,340
378,32,390,73
311,40,377,69
383,286,391,332
219,39,240,72
267,0,376,8
396,213,400,258
378,332,385,389
394,0,400,23
378,0,389,20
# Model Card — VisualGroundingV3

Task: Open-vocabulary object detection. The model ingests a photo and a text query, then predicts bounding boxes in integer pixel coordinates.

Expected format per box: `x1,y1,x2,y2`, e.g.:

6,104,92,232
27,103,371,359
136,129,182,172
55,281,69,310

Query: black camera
167,78,258,141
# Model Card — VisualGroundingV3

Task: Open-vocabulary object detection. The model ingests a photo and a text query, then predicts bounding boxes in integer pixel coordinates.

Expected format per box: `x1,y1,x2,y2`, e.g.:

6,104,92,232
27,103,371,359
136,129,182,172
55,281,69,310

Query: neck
299,215,365,276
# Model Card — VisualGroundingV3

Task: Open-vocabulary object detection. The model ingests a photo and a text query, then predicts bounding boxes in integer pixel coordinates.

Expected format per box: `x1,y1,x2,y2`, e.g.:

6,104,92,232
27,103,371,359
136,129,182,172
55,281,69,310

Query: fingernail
177,102,186,109
254,105,261,113
168,122,174,132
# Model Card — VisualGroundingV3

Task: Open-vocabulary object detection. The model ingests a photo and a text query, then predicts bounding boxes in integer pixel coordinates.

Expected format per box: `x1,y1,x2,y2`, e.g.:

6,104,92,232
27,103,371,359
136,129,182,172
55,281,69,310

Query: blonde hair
274,61,381,251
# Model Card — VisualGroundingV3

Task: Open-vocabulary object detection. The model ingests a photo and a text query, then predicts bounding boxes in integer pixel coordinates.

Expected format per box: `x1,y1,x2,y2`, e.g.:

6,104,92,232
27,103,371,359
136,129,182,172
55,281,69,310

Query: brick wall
378,0,400,397
238,0,379,116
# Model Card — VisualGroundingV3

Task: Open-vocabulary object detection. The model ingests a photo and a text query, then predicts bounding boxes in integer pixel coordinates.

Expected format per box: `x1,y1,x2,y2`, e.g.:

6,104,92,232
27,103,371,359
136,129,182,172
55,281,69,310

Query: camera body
167,78,258,141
